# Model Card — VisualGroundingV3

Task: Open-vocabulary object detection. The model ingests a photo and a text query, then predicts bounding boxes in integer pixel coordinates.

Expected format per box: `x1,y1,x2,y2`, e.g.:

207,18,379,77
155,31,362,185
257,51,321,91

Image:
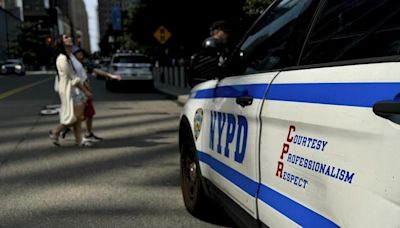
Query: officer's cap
210,20,231,33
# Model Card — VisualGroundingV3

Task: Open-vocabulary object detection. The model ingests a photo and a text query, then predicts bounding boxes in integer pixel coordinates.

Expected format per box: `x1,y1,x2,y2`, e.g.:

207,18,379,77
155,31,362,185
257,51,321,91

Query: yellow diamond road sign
153,25,171,44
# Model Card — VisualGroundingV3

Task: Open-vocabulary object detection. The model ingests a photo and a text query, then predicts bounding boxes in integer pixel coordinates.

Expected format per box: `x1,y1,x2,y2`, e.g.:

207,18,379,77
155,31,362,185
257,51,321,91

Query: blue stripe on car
193,84,267,99
197,151,258,197
193,83,400,107
197,151,339,227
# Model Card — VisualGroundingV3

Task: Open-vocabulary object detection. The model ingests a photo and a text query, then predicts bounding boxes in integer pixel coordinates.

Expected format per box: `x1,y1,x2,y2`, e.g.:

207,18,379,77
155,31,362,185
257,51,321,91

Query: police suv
179,0,400,227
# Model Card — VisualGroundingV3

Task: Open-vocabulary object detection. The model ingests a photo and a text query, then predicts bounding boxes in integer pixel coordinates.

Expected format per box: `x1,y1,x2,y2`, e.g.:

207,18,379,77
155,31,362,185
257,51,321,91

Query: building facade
98,0,139,43
0,7,21,61
68,0,90,52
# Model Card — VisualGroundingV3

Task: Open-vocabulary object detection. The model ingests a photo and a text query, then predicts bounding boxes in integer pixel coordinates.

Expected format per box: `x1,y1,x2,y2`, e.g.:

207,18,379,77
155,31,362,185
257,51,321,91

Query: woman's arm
92,68,122,81
76,82,92,99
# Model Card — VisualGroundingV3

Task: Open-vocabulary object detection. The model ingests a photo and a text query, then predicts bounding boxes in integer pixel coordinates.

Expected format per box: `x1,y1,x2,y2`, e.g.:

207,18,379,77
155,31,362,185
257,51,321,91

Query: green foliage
102,0,271,57
243,0,273,16
9,21,51,66
114,4,150,53
116,33,138,51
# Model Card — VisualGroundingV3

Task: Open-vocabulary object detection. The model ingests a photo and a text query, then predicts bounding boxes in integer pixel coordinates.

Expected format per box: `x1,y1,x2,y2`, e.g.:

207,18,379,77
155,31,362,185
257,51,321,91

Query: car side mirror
187,52,220,87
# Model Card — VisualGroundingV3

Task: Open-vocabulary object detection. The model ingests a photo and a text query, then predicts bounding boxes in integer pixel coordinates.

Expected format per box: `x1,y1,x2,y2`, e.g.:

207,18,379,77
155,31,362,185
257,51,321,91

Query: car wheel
180,134,210,216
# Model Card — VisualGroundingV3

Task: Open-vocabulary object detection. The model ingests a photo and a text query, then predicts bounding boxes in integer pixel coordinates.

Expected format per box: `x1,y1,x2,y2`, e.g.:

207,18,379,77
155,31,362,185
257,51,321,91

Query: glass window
236,0,318,74
113,55,150,64
300,0,400,65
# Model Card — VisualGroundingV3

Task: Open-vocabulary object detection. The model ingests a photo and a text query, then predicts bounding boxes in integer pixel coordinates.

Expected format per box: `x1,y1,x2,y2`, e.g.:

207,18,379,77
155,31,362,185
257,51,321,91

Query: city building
0,7,21,61
68,0,90,52
51,0,90,52
98,0,139,43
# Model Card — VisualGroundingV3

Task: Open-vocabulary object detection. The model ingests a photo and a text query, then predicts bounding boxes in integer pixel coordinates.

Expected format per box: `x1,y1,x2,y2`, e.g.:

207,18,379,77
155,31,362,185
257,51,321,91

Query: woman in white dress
49,34,92,147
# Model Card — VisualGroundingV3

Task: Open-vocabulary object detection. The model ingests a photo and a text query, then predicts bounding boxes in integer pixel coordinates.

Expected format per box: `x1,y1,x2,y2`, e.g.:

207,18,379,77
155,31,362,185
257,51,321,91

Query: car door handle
236,96,253,107
373,100,400,118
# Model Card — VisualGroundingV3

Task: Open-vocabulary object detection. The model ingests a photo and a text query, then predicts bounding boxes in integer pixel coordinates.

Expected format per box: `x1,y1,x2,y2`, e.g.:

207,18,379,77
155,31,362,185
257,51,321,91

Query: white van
179,0,400,227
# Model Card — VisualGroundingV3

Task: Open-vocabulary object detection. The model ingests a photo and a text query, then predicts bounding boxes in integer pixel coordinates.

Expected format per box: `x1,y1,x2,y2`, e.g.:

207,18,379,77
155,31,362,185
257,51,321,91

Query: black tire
180,135,211,216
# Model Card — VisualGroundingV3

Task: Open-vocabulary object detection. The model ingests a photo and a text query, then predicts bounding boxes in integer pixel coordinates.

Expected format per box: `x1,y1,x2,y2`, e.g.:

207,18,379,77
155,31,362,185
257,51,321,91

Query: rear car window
300,0,400,65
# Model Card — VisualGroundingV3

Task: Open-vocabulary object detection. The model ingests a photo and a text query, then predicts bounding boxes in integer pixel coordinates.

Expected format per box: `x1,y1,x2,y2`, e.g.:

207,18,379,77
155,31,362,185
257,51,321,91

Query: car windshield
112,65,151,71
113,55,149,63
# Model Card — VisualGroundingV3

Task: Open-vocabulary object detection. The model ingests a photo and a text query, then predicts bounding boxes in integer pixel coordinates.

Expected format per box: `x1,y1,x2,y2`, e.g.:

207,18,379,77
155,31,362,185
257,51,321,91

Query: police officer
202,20,232,57
188,20,232,87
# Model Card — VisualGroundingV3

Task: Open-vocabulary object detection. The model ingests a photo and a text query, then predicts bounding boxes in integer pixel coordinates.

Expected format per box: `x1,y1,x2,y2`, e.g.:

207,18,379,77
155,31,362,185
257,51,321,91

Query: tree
9,21,53,68
100,0,273,60
243,0,273,16
115,4,144,52
124,0,246,58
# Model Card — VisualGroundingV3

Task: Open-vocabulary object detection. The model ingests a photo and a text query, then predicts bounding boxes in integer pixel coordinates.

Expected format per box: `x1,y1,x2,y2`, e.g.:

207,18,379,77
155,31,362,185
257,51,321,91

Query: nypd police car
179,0,400,227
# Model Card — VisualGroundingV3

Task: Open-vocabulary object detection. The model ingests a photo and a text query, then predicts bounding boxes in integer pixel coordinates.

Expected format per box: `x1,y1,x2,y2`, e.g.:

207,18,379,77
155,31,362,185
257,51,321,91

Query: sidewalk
154,82,190,106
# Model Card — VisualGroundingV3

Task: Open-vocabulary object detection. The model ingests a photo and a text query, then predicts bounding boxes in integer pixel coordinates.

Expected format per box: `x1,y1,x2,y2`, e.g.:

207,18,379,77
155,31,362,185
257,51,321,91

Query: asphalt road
0,74,234,228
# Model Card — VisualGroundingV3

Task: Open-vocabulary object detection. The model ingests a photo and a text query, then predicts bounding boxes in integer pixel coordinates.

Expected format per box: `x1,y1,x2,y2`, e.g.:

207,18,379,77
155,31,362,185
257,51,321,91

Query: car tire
180,131,212,217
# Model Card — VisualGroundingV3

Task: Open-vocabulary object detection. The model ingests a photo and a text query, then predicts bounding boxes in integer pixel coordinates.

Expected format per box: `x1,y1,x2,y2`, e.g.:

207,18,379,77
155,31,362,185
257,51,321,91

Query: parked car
180,0,400,227
0,59,26,75
106,52,153,91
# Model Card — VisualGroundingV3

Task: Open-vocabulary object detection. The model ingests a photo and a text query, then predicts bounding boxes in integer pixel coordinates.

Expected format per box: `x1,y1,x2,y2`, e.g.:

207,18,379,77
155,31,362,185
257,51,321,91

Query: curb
177,95,189,106
154,84,190,106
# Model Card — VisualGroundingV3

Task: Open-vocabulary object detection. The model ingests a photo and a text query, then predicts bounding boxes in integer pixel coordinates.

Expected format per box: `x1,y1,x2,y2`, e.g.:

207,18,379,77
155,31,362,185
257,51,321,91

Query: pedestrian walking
61,45,121,142
49,34,92,147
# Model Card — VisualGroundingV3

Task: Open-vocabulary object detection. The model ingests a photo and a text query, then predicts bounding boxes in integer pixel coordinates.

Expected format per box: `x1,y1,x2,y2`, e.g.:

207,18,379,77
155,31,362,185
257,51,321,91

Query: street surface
0,74,233,228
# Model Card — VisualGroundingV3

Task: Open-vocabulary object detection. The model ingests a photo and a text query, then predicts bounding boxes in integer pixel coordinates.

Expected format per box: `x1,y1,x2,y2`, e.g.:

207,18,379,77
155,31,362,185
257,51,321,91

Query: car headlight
1,65,5,70
15,65,22,70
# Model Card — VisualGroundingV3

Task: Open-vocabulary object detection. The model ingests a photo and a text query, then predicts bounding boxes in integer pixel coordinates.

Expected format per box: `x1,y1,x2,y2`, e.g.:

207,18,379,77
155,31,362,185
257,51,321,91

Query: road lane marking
0,78,52,100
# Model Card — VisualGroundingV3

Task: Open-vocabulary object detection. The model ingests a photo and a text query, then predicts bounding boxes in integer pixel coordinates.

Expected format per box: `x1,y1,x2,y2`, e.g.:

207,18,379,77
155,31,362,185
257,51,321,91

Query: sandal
49,130,60,147
61,127,71,139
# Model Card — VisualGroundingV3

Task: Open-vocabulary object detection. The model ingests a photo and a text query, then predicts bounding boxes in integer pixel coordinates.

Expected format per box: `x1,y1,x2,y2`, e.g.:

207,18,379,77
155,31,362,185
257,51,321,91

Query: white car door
258,62,400,228
195,73,276,218
258,0,400,227
195,0,321,220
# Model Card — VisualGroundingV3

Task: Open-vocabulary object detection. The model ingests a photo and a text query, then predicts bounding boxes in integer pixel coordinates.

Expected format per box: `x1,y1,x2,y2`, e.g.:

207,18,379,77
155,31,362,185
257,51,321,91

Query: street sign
153,25,171,45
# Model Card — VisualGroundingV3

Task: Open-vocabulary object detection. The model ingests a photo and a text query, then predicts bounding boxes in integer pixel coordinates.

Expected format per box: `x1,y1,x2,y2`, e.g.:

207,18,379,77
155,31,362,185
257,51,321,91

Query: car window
6,59,22,64
112,64,151,70
112,55,149,64
300,0,400,65
235,0,319,75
